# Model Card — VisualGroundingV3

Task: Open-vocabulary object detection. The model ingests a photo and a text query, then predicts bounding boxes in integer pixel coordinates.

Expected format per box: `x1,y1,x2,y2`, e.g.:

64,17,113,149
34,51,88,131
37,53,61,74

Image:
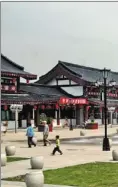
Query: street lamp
95,68,116,151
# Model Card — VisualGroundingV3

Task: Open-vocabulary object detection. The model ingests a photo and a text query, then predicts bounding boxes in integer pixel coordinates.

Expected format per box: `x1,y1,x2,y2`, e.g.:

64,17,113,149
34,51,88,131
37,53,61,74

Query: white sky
1,2,118,78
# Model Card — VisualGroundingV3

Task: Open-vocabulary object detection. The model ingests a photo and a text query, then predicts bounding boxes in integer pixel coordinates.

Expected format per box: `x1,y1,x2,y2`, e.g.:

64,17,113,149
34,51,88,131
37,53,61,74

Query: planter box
38,125,44,132
85,123,98,130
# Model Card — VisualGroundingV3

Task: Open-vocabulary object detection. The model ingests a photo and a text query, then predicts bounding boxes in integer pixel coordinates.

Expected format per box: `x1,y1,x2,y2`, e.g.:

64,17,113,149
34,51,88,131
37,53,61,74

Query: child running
51,135,63,155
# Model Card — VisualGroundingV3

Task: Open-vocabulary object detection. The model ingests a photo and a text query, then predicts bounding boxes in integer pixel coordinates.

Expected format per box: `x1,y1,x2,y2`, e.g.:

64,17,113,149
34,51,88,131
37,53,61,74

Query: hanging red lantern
34,105,37,110
4,105,8,110
55,104,59,110
41,105,45,110
26,79,29,84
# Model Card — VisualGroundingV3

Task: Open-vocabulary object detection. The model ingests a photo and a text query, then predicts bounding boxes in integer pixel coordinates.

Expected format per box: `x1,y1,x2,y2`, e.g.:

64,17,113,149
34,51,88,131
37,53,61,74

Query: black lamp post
95,68,116,151
102,68,110,151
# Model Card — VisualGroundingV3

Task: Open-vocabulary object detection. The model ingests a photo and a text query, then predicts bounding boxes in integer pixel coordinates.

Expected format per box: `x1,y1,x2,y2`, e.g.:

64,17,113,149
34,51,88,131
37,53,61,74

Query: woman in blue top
26,122,36,148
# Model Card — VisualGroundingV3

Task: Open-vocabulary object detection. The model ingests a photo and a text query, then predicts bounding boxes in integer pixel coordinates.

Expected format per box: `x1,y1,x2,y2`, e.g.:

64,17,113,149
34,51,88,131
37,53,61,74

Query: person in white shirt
43,121,51,146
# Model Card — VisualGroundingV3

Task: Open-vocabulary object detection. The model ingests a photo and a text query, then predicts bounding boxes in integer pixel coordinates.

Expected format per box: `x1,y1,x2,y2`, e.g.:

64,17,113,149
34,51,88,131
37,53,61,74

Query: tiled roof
1,54,37,79
37,60,118,85
1,93,59,105
59,61,118,84
88,98,118,107
20,83,67,97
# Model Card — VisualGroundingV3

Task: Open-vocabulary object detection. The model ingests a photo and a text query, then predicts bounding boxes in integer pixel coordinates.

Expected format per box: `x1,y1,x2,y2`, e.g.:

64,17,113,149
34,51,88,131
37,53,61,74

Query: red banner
59,97,88,105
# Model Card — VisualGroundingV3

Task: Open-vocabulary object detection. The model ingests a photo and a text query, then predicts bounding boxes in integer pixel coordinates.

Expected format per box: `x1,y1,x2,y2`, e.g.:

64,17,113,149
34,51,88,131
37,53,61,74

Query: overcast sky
1,2,118,78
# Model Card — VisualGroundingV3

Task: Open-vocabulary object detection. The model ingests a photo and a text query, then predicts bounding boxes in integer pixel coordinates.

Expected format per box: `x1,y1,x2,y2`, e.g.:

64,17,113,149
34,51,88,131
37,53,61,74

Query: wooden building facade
1,56,118,129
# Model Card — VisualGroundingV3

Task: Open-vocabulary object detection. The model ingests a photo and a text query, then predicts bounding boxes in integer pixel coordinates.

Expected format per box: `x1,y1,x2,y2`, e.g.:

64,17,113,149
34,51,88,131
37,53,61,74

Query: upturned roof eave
1,54,24,70
37,62,89,85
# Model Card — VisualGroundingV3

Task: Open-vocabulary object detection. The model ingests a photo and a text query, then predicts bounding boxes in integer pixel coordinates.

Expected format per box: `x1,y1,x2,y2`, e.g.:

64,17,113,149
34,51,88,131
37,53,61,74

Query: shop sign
59,97,88,105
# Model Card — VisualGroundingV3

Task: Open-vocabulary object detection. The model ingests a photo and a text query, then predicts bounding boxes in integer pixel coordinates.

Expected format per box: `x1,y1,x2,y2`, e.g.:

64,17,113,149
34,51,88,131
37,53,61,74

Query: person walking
43,121,51,146
51,135,63,155
26,122,36,148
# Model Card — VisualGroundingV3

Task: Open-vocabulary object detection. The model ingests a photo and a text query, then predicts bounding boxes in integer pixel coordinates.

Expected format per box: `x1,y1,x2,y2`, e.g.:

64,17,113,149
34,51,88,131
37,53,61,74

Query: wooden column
36,107,40,126
76,105,79,125
76,105,84,126
57,108,60,125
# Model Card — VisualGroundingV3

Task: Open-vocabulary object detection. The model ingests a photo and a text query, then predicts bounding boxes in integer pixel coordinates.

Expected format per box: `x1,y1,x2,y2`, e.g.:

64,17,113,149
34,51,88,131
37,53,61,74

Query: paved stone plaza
1,126,118,187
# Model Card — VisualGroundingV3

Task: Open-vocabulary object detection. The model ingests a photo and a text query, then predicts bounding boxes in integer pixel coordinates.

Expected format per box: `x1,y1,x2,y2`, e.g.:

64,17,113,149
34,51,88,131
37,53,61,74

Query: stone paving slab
1,126,118,143
1,127,118,187
1,142,118,179
1,181,76,187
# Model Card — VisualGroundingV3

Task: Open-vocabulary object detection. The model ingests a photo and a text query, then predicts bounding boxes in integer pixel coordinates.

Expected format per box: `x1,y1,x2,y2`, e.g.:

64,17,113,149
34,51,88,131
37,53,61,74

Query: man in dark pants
43,121,51,146
26,123,36,148
52,135,63,155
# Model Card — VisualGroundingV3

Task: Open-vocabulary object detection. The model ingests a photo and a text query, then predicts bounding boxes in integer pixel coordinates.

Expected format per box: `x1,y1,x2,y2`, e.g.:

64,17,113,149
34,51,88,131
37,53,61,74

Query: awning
88,98,118,107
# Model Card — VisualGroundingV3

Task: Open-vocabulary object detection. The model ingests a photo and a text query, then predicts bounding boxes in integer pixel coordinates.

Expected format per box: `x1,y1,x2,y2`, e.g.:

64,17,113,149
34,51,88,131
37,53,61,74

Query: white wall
2,120,18,130
48,78,70,85
61,86,83,96
52,119,76,127
58,79,69,85
71,81,78,85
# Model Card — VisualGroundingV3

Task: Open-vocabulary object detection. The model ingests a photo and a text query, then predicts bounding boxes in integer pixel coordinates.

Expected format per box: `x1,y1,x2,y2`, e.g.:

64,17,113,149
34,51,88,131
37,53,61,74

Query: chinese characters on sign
59,97,88,105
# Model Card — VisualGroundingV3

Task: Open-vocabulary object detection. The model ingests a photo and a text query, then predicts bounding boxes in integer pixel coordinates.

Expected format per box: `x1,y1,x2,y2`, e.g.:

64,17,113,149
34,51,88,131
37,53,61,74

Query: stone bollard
80,130,85,136
112,150,118,161
30,156,44,169
1,153,7,167
5,145,16,156
25,171,44,187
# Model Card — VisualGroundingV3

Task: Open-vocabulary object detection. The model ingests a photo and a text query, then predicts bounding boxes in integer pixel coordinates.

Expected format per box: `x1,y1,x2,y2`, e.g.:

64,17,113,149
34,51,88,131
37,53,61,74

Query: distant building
36,60,118,126
1,56,118,129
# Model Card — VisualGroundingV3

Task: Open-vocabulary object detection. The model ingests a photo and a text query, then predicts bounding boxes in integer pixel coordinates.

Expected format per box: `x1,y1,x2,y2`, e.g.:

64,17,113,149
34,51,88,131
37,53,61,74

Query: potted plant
85,116,98,129
38,113,47,132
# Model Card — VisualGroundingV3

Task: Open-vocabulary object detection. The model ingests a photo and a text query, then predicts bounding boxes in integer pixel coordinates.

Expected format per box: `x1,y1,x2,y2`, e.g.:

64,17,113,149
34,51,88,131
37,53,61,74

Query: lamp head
101,68,111,79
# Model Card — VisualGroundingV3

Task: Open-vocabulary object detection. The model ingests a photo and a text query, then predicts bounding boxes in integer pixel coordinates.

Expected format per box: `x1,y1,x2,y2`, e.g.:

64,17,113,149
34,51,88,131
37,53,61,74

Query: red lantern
55,104,59,110
4,105,8,110
34,105,37,110
26,79,29,84
41,105,45,110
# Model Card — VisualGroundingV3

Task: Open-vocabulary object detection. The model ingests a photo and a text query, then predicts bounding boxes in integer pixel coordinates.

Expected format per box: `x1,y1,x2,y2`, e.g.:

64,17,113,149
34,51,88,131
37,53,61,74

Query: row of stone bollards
1,145,44,187
1,145,16,166
26,156,44,187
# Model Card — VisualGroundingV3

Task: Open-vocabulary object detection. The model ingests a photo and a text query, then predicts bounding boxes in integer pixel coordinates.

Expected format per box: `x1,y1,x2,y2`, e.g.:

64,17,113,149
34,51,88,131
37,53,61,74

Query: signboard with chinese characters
59,97,88,105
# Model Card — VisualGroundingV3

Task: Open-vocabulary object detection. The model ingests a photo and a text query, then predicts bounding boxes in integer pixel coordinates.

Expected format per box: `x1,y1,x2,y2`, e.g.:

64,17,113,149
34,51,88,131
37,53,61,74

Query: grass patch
7,157,29,162
3,162,118,187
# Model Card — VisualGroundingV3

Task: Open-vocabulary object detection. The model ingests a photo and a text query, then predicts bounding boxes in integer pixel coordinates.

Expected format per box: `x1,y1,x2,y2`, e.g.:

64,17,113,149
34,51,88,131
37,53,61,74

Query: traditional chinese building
1,55,118,129
1,55,88,129
1,54,37,129
36,60,118,125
